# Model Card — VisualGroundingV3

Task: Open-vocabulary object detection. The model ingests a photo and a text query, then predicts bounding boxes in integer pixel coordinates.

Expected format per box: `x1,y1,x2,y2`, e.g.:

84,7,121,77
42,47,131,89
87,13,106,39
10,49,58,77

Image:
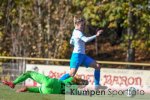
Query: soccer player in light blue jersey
60,15,105,90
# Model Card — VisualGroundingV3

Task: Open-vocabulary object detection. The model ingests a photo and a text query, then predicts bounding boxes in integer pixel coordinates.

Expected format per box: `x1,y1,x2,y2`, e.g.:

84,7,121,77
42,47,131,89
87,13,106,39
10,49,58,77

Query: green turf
0,83,149,100
0,84,64,100
65,94,150,100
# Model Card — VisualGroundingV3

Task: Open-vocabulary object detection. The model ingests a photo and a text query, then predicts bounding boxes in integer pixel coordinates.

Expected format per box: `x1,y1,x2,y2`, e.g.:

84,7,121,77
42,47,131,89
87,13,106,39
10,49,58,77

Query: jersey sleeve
80,35,97,42
70,37,74,45
73,30,96,42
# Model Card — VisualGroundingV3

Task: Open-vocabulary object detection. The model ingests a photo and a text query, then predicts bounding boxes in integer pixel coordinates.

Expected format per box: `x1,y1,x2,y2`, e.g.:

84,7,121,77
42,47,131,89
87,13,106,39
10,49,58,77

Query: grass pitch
0,83,149,100
0,83,64,100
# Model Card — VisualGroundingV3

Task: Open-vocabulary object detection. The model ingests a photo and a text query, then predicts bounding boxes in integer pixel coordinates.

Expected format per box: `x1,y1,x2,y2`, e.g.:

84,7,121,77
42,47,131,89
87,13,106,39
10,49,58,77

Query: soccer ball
125,87,137,97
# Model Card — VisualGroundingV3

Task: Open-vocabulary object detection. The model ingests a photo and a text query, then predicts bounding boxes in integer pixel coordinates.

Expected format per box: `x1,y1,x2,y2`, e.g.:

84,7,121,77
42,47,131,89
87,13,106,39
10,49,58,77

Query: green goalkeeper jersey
38,77,76,94
13,71,76,94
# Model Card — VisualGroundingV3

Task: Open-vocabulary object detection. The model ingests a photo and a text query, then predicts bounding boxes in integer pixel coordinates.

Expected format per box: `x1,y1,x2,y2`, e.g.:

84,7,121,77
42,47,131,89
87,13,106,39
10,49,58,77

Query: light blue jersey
70,29,97,54
60,29,100,86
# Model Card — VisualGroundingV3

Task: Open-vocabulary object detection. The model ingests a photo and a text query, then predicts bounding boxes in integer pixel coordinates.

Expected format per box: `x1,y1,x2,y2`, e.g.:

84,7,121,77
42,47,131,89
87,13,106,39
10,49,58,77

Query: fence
0,56,150,82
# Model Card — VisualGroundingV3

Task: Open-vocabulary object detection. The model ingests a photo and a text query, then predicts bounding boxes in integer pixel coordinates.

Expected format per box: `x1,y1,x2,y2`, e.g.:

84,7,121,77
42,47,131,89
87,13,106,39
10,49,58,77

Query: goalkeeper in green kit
2,71,88,94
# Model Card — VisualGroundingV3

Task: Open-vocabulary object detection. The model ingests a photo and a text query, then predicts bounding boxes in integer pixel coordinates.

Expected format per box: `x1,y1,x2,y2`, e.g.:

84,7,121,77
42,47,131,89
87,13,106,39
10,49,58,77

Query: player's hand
96,30,103,36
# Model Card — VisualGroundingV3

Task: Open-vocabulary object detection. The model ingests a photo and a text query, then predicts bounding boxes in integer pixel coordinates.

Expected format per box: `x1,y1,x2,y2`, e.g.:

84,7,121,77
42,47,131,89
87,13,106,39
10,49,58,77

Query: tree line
0,0,149,64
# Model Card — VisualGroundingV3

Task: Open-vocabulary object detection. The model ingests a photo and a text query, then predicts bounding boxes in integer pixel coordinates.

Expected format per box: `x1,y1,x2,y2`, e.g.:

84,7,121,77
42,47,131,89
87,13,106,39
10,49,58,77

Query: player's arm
80,35,97,43
70,37,74,45
78,30,103,43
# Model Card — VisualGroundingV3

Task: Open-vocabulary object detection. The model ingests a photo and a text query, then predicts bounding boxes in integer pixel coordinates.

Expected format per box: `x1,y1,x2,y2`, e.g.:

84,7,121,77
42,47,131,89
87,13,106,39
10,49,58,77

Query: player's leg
82,55,101,86
13,71,50,85
15,71,63,94
2,71,50,88
60,53,83,80
59,68,78,80
84,56,107,90
90,62,101,86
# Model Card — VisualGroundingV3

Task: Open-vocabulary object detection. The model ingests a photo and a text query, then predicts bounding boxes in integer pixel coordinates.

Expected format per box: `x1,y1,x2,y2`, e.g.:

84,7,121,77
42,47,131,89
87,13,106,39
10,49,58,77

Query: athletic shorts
70,53,95,69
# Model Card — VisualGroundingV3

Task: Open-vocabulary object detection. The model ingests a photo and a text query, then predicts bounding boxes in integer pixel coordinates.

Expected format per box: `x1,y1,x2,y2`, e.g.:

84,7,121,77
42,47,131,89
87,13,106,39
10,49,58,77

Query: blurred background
0,1,150,98
0,0,150,81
